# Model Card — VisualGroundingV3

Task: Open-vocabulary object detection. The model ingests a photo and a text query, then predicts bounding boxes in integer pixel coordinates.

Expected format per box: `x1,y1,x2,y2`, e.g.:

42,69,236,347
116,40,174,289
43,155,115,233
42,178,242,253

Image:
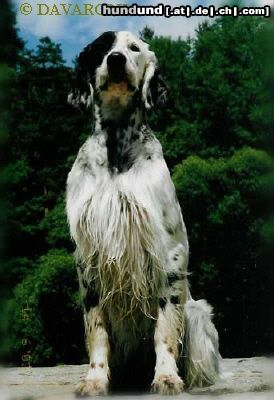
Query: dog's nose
107,52,126,72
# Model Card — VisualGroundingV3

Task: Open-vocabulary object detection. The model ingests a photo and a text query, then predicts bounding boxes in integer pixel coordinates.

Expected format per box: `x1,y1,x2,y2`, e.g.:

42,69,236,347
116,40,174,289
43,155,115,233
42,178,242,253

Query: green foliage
173,148,272,355
9,251,85,366
41,197,71,249
139,26,154,41
6,35,89,261
148,17,266,163
0,0,24,66
34,37,65,68
0,0,24,361
174,147,272,252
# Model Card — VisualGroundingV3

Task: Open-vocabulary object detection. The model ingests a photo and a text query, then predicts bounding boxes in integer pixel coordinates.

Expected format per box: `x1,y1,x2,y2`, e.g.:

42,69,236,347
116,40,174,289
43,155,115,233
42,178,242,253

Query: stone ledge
1,358,274,399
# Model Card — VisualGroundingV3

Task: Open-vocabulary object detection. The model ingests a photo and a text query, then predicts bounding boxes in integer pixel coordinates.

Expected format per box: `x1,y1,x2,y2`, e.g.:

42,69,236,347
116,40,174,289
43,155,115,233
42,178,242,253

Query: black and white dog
66,31,220,396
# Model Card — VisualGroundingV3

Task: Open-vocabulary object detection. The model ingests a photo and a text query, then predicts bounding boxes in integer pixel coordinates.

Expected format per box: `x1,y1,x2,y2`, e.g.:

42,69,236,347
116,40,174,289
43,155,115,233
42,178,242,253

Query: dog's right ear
68,45,94,109
68,31,117,109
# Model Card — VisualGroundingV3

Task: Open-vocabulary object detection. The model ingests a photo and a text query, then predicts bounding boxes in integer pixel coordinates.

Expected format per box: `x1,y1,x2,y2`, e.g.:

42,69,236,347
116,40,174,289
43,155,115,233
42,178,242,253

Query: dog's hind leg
184,298,220,388
75,270,110,396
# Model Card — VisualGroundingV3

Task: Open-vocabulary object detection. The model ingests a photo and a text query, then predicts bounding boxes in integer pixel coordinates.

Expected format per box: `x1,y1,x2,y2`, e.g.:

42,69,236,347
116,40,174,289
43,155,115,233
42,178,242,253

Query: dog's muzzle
107,52,127,83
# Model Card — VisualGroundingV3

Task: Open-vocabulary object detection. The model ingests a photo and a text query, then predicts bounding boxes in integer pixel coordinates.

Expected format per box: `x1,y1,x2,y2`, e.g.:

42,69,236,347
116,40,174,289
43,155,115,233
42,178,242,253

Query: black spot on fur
132,133,139,141
170,295,180,305
105,126,121,172
141,128,154,143
159,298,167,309
95,320,103,328
79,161,94,175
82,279,88,289
105,126,135,173
79,31,116,85
84,286,99,311
70,31,116,104
167,272,181,286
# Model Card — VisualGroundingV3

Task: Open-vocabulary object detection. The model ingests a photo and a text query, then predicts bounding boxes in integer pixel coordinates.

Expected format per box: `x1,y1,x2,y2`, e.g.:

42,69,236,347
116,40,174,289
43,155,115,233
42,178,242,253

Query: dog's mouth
99,76,136,93
109,69,127,84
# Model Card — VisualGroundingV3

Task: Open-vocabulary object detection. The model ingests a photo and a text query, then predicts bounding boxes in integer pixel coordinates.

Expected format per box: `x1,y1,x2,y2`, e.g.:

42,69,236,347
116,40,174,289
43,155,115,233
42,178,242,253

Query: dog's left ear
142,59,169,109
68,45,94,108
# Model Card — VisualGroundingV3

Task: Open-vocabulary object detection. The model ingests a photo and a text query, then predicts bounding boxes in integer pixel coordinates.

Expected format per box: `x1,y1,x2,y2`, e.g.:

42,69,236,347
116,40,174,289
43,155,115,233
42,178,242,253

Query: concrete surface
0,358,274,400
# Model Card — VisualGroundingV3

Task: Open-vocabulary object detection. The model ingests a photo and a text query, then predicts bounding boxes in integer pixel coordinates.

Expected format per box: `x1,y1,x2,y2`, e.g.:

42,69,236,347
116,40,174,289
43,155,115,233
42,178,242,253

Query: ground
0,358,274,400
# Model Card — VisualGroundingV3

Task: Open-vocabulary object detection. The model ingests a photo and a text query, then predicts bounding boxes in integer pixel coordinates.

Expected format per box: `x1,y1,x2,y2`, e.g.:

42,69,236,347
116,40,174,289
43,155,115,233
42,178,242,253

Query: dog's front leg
152,296,185,395
76,278,110,396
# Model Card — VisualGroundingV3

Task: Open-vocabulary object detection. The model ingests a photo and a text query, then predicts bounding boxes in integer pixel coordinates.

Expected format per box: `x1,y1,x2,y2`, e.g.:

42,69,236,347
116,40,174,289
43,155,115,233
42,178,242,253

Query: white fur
184,298,221,387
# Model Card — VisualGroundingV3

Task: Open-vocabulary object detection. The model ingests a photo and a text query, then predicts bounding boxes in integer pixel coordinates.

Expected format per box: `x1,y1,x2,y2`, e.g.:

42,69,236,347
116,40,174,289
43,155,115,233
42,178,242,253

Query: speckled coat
66,31,220,396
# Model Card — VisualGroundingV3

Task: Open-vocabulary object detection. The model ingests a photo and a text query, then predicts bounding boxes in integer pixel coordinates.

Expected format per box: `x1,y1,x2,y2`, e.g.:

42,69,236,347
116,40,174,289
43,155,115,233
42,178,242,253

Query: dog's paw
75,379,108,397
151,374,184,395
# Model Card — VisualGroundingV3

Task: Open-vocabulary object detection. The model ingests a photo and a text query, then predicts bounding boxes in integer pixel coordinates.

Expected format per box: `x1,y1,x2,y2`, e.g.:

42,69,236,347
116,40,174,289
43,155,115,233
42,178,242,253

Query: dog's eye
130,43,140,52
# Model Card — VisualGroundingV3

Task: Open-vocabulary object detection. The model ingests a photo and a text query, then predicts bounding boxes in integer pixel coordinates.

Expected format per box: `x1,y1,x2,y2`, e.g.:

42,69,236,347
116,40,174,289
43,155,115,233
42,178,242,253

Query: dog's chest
80,174,165,317
81,158,167,263
69,134,176,262
67,133,186,318
75,138,169,309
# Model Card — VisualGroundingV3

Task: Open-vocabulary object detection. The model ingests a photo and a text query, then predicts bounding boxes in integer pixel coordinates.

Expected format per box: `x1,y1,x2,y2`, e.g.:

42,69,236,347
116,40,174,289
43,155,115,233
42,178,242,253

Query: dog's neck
94,103,145,173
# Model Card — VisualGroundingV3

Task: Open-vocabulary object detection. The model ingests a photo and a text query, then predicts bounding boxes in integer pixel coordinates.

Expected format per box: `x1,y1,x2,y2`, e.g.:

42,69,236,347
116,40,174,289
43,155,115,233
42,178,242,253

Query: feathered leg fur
75,268,111,396
152,302,185,395
184,298,220,388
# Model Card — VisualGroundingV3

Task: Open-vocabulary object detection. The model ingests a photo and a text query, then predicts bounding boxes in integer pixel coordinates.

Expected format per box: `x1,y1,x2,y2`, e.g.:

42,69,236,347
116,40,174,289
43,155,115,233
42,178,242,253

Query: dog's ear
149,69,170,108
142,59,169,110
68,45,94,109
68,31,116,108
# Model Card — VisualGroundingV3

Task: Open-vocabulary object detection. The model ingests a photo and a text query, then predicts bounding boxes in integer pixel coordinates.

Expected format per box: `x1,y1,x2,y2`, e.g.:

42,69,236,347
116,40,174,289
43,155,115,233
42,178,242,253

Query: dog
66,31,220,396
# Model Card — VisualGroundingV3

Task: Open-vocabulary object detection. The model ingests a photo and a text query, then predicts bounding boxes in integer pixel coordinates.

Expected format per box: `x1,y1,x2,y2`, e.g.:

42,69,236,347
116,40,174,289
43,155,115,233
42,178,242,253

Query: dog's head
68,31,169,117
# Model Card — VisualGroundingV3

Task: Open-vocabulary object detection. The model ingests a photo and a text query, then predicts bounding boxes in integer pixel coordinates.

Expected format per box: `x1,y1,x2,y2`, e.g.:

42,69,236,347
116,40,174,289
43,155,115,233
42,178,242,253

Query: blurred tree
0,0,24,362
6,37,88,262
140,26,154,41
34,37,65,68
9,251,85,366
0,0,24,66
3,37,88,363
188,17,264,156
173,148,273,356
147,16,266,165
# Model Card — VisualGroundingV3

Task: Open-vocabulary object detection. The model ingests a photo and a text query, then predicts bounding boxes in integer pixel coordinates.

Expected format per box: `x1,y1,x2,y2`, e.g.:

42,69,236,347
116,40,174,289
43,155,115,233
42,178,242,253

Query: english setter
66,31,220,396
